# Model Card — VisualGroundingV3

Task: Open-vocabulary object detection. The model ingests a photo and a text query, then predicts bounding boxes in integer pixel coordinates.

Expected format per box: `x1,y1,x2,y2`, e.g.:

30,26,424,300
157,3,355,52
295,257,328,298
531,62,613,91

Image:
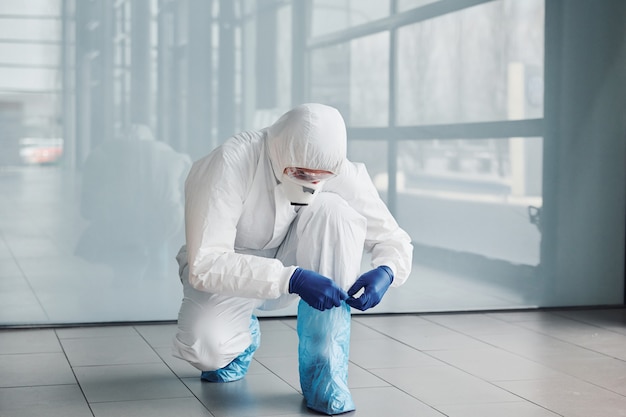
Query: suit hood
266,103,347,180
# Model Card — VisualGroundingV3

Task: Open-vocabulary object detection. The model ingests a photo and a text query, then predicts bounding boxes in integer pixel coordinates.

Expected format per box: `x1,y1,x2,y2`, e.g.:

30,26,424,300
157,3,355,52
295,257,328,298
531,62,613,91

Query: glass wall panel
244,3,292,130
310,31,389,126
0,44,61,66
0,19,61,41
275,5,292,111
0,0,60,15
396,0,544,125
310,43,350,115
347,139,389,203
5,0,622,324
311,0,390,37
397,137,543,264
397,0,441,12
379,136,543,312
0,68,60,91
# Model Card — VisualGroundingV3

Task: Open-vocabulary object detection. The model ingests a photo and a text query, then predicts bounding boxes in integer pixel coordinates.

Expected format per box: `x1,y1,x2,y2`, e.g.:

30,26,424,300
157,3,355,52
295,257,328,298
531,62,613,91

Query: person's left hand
346,266,393,311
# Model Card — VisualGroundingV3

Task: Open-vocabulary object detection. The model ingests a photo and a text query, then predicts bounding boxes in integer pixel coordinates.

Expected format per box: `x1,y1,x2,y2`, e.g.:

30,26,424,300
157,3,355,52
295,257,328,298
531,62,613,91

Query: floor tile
91,397,214,417
2,308,625,416
347,363,392,389
257,318,295,332
57,325,138,339
255,328,299,358
437,401,561,417
530,355,626,396
371,364,521,406
135,323,178,348
74,362,192,403
0,329,61,354
427,347,565,381
496,377,626,417
556,309,626,335
0,385,92,417
155,346,203,378
350,319,390,341
350,386,446,417
349,337,441,369
0,352,76,387
514,316,626,360
470,326,594,360
423,312,520,336
248,355,301,391
354,314,487,350
60,334,162,366
486,310,557,322
279,318,297,329
183,372,304,417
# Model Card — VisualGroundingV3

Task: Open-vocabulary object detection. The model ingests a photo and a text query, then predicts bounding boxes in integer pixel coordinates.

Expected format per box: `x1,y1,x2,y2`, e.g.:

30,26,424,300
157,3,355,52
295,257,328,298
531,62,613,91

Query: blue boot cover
297,300,355,415
201,315,260,383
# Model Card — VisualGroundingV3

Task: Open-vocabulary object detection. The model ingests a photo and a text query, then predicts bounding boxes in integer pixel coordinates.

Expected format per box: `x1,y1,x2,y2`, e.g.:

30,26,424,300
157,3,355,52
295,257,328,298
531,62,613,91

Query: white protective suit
173,103,413,372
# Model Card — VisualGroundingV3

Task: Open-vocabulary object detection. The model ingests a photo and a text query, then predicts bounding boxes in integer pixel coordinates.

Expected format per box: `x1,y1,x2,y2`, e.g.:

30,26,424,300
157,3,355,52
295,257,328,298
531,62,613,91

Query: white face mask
279,174,326,206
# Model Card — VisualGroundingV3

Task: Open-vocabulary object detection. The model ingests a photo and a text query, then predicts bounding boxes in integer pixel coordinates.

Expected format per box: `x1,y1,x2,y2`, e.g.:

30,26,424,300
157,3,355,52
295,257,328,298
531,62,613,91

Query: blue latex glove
346,266,393,311
289,268,348,311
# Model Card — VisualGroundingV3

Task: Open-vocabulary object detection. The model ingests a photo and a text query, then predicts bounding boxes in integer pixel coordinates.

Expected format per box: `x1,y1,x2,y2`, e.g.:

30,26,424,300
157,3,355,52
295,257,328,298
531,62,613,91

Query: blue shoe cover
201,315,260,383
297,300,355,415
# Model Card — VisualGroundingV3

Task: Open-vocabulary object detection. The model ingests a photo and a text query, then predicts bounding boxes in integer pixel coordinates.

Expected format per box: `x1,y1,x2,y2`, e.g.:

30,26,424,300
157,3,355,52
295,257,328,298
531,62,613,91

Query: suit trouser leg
291,193,367,414
172,252,261,380
171,191,365,392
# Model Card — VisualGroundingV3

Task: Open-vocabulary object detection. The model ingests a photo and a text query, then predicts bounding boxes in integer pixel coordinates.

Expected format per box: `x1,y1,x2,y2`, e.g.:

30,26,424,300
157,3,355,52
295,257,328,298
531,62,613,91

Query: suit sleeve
184,144,295,299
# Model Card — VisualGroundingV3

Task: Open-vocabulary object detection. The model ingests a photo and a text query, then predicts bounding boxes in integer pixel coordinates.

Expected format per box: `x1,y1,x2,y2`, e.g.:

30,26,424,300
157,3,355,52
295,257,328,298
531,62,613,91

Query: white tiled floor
1,308,626,416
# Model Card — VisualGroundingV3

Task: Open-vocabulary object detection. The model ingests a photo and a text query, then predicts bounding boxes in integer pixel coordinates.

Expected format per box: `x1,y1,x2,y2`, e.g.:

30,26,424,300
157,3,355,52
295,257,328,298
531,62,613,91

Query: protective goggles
283,167,335,183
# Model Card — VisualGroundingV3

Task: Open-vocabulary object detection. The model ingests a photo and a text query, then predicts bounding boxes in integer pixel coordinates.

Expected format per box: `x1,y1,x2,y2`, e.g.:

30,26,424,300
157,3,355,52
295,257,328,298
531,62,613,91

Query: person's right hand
289,268,348,311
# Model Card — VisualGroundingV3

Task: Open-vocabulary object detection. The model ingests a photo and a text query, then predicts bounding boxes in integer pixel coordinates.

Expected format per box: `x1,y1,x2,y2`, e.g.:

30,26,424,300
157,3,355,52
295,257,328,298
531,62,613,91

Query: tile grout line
354,315,570,416
132,325,218,416
417,312,626,400
53,327,97,417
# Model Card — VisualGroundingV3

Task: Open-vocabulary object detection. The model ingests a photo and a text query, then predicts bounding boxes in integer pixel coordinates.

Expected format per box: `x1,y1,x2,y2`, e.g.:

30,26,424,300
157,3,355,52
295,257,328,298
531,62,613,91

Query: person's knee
193,337,230,371
299,193,365,234
192,316,251,370
172,335,226,371
295,193,366,287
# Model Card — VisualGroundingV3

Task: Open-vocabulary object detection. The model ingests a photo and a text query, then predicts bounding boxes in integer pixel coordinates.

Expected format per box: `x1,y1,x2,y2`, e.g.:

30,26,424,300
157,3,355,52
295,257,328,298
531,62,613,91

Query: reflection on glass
0,19,61,40
0,0,554,324
379,136,544,313
0,44,61,66
311,43,350,118
276,5,293,110
347,140,388,202
76,125,191,286
311,32,389,126
396,137,543,266
311,0,390,37
349,33,389,126
0,68,60,91
397,0,441,12
0,0,60,15
396,0,544,125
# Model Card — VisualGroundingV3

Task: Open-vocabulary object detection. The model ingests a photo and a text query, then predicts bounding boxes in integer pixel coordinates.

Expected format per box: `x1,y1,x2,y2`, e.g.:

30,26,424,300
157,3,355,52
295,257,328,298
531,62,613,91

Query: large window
310,32,390,126
309,0,546,314
1,0,624,326
396,0,544,125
